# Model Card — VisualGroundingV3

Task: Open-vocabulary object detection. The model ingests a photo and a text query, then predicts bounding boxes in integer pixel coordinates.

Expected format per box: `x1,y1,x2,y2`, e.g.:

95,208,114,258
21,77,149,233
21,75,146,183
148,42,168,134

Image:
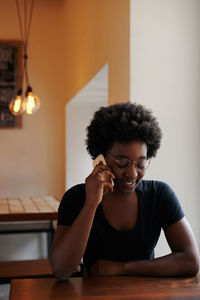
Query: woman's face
105,141,148,194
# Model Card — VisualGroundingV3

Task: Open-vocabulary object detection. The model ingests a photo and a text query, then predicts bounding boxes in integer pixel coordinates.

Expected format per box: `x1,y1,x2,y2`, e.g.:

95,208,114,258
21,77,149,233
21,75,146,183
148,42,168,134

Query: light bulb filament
9,94,26,116
26,94,36,114
13,97,22,113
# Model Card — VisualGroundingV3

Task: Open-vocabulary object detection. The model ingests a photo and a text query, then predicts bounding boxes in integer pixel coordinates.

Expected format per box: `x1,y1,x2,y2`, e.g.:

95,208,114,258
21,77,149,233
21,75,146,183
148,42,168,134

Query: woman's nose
125,163,138,178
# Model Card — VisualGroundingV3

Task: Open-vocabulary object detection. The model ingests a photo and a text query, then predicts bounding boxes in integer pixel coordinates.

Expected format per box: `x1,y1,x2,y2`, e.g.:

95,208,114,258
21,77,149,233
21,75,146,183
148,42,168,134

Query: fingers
97,169,115,180
92,160,113,173
97,172,103,178
93,164,115,180
93,162,115,193
85,162,115,203
96,168,114,191
103,181,114,193
91,174,113,192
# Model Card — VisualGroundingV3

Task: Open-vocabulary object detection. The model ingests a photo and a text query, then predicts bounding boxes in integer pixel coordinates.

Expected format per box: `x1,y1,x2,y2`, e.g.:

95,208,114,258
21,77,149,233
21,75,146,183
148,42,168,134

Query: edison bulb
25,91,40,115
9,94,26,116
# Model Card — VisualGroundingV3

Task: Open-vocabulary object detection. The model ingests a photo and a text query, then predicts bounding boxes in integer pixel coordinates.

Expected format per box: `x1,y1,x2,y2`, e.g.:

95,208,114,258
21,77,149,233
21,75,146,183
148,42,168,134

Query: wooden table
0,196,59,254
9,275,200,299
0,196,59,222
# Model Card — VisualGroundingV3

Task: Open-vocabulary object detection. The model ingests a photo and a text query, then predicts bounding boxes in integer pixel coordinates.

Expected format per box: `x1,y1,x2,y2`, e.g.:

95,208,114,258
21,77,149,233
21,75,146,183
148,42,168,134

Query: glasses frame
107,151,150,171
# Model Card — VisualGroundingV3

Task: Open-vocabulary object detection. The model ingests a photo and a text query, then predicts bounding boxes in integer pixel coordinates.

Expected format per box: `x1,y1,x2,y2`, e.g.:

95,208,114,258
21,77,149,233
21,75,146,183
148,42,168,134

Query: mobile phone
93,154,114,193
93,154,107,168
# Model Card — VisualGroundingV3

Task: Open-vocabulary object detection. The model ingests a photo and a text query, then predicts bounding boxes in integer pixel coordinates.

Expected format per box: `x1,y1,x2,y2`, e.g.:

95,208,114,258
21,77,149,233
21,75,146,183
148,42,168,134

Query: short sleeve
158,182,184,229
57,184,86,226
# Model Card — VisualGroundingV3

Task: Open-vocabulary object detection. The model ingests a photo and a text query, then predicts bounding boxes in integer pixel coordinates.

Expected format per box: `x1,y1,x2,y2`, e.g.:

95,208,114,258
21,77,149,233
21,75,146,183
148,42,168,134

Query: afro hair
86,102,162,159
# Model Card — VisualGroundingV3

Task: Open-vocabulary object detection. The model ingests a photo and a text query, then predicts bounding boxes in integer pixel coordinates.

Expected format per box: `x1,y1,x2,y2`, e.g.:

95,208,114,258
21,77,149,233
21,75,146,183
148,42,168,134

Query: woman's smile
114,177,139,193
106,141,147,194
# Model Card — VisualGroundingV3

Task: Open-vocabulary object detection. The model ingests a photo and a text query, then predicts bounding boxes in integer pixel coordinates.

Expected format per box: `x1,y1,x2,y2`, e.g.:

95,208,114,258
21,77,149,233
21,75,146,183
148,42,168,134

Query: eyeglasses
108,152,150,171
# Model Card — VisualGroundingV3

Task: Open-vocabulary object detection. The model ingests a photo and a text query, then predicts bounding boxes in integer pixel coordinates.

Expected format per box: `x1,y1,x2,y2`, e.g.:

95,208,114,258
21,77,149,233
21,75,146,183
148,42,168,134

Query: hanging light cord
16,0,35,89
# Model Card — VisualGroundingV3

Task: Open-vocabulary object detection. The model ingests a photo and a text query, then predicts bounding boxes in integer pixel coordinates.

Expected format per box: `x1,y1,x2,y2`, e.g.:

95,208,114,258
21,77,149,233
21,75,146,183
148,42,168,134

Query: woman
50,102,199,280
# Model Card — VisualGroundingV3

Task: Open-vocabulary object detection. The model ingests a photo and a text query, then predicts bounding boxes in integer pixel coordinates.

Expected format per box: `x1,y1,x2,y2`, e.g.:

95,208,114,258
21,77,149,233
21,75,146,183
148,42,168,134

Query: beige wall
0,0,66,200
0,0,130,200
60,0,130,106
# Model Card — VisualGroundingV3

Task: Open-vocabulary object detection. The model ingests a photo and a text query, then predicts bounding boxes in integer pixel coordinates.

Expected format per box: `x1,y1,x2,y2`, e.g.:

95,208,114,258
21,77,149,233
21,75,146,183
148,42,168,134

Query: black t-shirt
57,180,184,272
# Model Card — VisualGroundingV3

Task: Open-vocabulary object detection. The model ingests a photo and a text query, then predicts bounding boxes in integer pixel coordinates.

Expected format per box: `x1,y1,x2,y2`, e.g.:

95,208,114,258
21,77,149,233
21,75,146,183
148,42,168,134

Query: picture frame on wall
0,40,22,128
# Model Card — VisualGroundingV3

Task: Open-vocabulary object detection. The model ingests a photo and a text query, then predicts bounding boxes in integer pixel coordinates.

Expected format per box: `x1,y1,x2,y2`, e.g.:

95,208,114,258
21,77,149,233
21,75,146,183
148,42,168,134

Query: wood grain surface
10,275,200,300
0,196,59,221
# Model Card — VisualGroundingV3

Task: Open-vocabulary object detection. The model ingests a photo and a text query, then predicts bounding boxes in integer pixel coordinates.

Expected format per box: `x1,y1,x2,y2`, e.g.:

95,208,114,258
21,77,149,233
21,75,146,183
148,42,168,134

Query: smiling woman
50,102,200,281
105,141,148,194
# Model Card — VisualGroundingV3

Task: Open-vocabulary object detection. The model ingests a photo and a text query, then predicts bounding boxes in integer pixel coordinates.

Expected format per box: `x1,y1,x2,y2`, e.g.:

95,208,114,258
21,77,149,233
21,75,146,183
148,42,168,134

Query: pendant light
9,89,26,116
9,0,40,116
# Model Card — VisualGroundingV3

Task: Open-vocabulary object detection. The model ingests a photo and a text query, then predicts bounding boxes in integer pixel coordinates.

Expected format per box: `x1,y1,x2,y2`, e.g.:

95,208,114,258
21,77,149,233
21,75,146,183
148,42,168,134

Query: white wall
66,104,99,190
66,65,108,190
131,0,200,256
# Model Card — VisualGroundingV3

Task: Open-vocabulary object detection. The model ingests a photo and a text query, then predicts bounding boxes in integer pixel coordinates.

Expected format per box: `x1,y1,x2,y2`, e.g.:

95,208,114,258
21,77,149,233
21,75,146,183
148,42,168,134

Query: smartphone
93,154,114,193
93,154,107,168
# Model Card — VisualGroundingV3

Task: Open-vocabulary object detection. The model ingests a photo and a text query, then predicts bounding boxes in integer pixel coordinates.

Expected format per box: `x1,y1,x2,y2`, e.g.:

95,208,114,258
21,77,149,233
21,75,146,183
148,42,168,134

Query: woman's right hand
85,163,115,208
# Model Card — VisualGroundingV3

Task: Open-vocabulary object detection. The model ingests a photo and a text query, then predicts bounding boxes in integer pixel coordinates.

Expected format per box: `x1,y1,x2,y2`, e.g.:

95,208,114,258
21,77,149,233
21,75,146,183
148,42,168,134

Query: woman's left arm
90,217,200,277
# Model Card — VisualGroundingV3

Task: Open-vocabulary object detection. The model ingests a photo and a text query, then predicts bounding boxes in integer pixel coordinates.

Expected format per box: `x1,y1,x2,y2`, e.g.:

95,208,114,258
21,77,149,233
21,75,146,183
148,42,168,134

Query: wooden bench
0,259,54,283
